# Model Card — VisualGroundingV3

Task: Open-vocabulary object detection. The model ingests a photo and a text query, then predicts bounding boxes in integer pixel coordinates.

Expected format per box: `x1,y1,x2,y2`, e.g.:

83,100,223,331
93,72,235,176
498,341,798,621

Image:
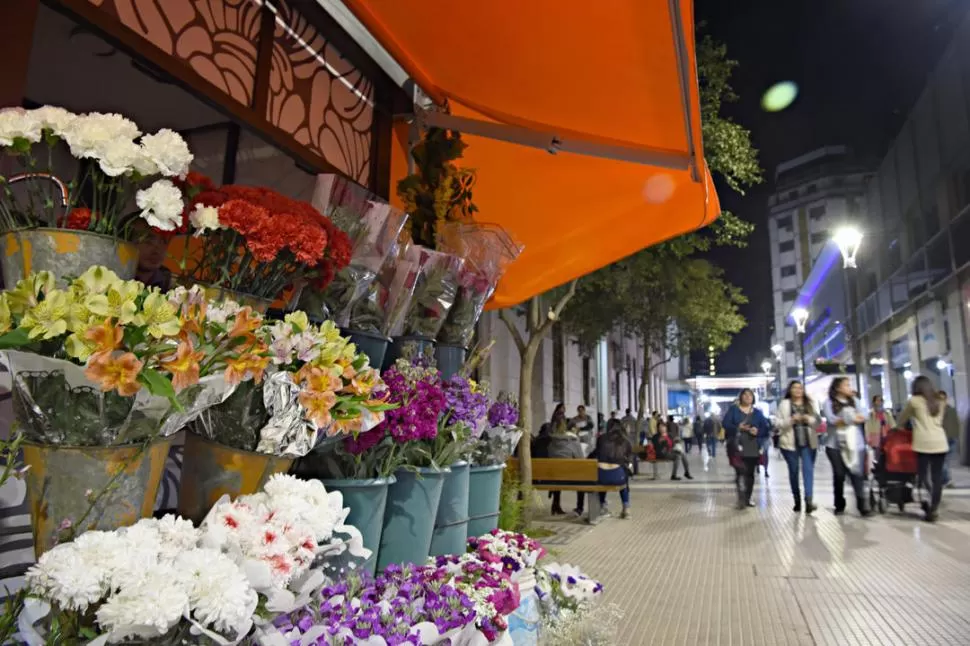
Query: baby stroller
870,428,920,514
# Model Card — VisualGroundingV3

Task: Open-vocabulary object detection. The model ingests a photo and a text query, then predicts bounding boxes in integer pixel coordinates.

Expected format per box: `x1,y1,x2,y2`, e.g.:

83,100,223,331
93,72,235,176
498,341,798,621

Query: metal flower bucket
1,228,138,286
22,437,173,557
180,281,274,314
177,432,294,524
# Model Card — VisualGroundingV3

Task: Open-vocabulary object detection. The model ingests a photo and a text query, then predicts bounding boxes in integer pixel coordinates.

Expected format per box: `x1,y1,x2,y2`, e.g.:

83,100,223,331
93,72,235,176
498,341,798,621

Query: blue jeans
597,466,630,506
943,439,957,485
781,446,816,500
707,436,717,457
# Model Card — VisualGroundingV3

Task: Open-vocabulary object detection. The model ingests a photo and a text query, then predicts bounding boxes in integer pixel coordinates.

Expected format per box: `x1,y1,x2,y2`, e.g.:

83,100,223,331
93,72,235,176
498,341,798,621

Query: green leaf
0,327,32,349
138,368,183,411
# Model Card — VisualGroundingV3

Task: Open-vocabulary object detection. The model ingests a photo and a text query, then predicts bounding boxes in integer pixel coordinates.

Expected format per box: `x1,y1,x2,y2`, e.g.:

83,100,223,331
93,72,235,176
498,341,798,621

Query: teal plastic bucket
435,344,467,379
429,461,470,556
377,467,449,568
340,328,391,369
321,476,395,575
466,464,506,538
383,335,435,371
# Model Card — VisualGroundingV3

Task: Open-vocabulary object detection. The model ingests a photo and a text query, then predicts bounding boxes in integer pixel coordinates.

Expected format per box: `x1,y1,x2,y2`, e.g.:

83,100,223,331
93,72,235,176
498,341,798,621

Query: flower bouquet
437,223,522,348
401,247,464,340
466,530,546,582
0,267,269,553
170,176,353,307
346,240,424,343
535,563,618,646
295,175,408,327
472,394,523,467
0,106,191,284
18,475,370,645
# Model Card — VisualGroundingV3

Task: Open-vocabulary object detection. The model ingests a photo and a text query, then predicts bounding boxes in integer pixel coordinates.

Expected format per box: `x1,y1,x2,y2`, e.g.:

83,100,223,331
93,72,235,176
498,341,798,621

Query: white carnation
25,544,104,611
188,203,223,234
148,515,201,559
30,106,77,136
136,179,184,231
141,128,192,178
62,112,141,160
0,109,42,147
72,530,135,593
94,138,143,177
176,548,258,634
95,565,189,641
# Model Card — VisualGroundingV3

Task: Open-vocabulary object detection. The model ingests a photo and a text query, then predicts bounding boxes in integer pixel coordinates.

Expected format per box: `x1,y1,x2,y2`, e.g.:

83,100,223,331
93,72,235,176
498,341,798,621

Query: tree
498,282,577,488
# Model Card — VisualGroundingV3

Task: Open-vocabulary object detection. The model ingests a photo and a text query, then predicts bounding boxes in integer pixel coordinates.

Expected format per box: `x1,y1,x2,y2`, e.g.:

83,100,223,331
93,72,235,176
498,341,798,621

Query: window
781,265,796,277
809,205,826,220
779,240,795,252
782,289,798,303
552,324,565,402
787,367,800,379
776,215,792,230
806,184,818,194
810,231,828,244
785,341,795,352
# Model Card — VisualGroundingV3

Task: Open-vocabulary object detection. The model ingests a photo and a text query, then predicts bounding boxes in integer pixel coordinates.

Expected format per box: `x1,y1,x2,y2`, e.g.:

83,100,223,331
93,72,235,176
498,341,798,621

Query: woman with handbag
722,389,771,509
777,380,819,514
822,377,870,516
897,376,948,522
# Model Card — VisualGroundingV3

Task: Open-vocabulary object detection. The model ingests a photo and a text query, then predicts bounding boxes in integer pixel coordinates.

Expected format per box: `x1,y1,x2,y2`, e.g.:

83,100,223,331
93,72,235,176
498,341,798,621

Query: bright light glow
770,343,783,360
903,369,914,380
791,307,810,333
936,359,949,371
870,357,887,366
762,81,799,112
834,226,863,268
761,359,772,374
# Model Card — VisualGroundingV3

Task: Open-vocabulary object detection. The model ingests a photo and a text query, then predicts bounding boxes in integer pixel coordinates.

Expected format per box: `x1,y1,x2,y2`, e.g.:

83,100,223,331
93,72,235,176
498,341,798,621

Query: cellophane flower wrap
401,247,464,339
466,530,546,582
296,175,408,326
0,106,191,235
171,176,353,301
472,393,523,467
431,375,489,467
351,241,426,337
301,358,445,480
19,475,370,645
436,224,522,347
534,563,604,616
0,267,270,445
188,308,392,457
431,553,520,642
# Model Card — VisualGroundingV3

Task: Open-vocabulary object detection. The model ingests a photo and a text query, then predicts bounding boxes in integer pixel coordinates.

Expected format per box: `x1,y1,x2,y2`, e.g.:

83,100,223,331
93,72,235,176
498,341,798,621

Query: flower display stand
22,437,171,556
466,463,505,538
178,432,293,524
321,475,395,575
429,461,470,556
435,343,467,380
508,568,541,646
1,228,137,286
377,466,448,569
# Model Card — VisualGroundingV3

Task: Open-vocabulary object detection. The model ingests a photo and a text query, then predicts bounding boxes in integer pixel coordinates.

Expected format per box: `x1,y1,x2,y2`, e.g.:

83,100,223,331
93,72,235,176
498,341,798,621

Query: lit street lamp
769,344,783,401
761,359,772,375
834,226,864,391
791,307,809,382
770,343,783,361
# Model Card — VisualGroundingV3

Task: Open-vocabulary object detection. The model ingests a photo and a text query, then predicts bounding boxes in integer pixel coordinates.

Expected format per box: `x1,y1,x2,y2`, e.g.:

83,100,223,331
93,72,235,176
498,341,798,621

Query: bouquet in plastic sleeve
0,269,269,446
438,223,523,347
472,392,523,467
350,241,427,337
188,311,393,458
401,247,465,339
296,175,408,325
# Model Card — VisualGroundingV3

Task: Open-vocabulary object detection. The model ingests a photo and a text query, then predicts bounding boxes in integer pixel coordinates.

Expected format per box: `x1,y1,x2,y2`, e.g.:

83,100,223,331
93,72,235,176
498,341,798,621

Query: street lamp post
792,307,810,383
834,226,864,393
771,343,784,400
760,358,773,406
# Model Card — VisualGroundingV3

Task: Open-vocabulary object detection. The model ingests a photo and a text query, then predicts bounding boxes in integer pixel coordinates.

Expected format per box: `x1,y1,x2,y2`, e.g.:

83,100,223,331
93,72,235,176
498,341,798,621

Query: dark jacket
548,433,585,459
942,404,960,442
593,429,633,465
722,404,771,458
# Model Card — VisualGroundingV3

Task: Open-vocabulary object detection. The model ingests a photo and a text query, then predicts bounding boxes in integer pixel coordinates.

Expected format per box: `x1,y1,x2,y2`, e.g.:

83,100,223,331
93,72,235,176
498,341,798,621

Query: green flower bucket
434,344,467,380
466,464,506,538
321,476,395,576
377,466,448,568
429,461,470,556
382,335,435,371
339,328,391,370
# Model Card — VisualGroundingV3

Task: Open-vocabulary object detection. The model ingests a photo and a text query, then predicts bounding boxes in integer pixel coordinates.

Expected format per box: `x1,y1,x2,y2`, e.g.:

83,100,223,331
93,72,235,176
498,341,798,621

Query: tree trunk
516,340,541,487
638,344,650,422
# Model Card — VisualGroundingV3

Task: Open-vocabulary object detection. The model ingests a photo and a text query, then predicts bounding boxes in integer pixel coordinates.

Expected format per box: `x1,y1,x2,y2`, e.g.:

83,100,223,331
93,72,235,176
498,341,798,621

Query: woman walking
723,389,771,509
864,395,895,447
897,376,948,522
777,381,819,514
822,377,869,516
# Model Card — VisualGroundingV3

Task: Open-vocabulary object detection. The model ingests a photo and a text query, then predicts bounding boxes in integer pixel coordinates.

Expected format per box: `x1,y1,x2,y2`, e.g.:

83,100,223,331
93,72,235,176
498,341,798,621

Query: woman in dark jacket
722,389,771,509
590,419,634,519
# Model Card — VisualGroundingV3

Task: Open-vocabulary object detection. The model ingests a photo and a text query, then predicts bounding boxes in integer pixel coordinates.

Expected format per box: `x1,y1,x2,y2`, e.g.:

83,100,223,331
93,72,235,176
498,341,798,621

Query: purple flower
487,399,519,427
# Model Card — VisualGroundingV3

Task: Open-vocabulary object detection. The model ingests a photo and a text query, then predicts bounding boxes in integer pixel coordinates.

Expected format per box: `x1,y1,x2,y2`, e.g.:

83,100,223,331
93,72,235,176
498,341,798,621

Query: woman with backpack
821,377,870,517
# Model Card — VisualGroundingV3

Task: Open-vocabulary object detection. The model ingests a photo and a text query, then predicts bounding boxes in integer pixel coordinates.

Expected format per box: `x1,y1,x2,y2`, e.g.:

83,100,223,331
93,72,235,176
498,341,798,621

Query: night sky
695,0,967,373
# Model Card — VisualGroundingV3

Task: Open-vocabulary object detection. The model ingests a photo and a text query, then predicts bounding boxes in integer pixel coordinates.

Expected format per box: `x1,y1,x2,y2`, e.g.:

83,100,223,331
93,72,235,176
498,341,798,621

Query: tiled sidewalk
531,448,970,646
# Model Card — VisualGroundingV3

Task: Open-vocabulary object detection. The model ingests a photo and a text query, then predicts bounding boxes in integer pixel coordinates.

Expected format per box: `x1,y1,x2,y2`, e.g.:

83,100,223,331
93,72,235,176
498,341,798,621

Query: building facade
767,147,872,384
848,14,970,463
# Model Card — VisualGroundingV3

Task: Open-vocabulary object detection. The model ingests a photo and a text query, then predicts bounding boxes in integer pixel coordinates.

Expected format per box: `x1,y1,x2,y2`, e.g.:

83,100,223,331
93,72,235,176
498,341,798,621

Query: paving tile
532,449,970,645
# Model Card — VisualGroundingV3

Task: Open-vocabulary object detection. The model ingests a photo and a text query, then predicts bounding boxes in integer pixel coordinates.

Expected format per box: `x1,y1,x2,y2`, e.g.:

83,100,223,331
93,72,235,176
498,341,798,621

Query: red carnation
64,207,93,231
218,199,269,236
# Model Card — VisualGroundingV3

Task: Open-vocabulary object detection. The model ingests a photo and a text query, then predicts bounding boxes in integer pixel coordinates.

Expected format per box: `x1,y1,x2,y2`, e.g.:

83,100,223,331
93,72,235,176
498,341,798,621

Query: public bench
507,457,622,524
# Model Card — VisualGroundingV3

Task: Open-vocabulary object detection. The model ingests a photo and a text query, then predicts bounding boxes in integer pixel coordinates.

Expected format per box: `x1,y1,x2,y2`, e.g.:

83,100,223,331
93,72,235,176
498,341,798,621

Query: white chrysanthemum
175,548,258,635
25,544,104,611
62,112,140,159
29,106,76,136
72,530,136,590
95,137,142,177
0,109,42,147
135,179,184,231
261,476,338,540
188,204,222,234
129,515,199,562
95,565,188,641
141,128,192,178
200,499,260,551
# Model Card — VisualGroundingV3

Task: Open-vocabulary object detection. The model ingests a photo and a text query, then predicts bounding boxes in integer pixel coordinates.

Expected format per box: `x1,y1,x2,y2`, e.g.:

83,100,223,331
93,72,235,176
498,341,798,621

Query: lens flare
762,81,799,112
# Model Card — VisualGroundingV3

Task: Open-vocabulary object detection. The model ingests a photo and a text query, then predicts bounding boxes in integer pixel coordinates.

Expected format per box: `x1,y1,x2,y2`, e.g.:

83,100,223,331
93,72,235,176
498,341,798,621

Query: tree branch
649,351,674,371
498,308,527,356
528,297,540,333
537,279,578,337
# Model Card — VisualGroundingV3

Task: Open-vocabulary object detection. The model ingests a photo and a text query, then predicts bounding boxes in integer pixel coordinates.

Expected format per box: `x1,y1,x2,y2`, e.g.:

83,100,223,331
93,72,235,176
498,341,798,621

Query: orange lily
350,367,381,396
299,390,337,429
228,307,261,341
300,365,342,395
161,340,205,391
85,352,143,396
224,352,271,388
330,417,363,436
178,300,207,339
84,319,123,357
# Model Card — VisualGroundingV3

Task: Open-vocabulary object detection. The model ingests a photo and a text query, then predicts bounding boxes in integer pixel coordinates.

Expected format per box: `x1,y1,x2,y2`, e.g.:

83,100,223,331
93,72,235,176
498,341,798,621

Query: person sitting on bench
574,419,634,519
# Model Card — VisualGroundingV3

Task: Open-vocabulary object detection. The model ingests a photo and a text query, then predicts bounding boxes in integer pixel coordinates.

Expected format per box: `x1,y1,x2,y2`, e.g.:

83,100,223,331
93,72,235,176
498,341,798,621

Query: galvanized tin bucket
180,281,274,314
22,437,173,557
1,228,137,286
177,432,294,523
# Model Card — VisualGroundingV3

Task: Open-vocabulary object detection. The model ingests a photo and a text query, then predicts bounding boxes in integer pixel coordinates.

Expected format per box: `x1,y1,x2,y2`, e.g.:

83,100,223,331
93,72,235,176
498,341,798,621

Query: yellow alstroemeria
318,320,343,343
299,390,337,429
6,271,55,315
0,294,11,335
65,332,98,362
20,289,71,340
138,291,181,339
85,351,143,396
86,280,142,325
75,266,123,296
284,311,309,333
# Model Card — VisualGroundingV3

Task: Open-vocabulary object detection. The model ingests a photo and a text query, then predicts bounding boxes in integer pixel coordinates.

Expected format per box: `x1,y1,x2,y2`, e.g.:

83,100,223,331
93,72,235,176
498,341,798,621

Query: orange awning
345,0,720,307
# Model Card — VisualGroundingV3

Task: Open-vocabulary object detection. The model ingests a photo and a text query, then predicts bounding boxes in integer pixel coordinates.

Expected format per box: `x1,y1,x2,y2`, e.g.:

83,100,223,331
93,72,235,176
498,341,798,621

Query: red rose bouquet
173,176,352,301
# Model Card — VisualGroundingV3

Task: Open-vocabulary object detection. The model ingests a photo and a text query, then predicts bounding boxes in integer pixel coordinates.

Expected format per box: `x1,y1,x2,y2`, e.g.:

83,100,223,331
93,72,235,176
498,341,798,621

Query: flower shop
0,1,719,644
